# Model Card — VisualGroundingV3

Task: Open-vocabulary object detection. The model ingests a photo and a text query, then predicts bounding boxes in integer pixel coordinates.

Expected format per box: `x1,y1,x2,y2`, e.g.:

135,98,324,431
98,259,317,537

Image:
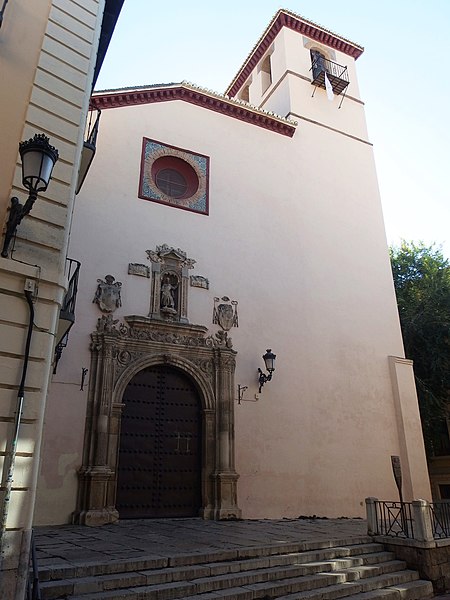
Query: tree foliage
389,241,450,455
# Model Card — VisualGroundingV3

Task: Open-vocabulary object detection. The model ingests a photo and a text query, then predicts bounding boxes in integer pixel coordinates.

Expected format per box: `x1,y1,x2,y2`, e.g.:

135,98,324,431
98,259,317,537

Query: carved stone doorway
73,316,241,526
116,365,202,518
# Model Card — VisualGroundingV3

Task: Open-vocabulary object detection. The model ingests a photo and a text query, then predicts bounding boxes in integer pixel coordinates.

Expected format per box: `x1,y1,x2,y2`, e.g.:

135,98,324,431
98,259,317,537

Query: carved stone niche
73,315,241,526
147,245,195,323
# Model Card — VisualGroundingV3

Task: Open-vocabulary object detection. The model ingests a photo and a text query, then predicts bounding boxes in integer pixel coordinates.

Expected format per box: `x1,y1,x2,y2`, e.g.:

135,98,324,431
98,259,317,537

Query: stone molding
73,316,241,525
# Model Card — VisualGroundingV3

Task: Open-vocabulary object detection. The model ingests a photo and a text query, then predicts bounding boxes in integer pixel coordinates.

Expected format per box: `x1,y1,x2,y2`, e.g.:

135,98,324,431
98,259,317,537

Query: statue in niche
93,275,122,313
160,273,178,318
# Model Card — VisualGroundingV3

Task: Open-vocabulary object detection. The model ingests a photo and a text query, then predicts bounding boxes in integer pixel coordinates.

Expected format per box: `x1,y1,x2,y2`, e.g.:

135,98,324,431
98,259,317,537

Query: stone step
240,570,420,600
276,577,433,600
59,568,422,600
180,581,433,600
39,548,397,598
37,541,383,583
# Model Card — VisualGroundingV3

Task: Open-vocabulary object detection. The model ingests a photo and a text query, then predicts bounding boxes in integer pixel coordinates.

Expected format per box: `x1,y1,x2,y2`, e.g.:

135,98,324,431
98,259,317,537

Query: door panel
116,365,202,518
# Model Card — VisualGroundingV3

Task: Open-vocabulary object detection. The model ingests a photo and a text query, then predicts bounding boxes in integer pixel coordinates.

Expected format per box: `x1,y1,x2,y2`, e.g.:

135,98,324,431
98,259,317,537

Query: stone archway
73,315,241,526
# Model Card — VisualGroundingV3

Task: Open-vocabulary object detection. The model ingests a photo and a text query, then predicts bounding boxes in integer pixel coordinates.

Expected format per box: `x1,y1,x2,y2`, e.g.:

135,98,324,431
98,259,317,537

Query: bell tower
226,9,367,141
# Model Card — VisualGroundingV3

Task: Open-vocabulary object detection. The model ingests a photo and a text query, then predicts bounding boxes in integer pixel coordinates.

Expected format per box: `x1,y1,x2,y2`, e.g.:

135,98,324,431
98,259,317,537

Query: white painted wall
36,25,431,524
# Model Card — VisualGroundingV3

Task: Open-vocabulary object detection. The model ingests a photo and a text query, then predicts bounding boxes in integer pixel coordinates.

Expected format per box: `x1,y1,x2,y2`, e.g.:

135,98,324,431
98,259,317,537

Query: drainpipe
0,289,34,571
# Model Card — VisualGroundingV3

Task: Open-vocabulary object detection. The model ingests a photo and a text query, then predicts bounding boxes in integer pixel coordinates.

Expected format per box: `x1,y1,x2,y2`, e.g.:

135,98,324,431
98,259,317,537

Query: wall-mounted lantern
258,348,276,393
1,133,59,258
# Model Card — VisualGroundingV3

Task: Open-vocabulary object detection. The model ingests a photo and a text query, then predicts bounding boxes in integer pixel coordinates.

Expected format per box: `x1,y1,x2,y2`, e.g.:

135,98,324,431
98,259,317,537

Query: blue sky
97,1,450,257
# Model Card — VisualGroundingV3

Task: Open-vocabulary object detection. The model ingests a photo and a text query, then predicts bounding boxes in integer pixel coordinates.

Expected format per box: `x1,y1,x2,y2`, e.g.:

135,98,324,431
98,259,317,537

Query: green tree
389,241,450,455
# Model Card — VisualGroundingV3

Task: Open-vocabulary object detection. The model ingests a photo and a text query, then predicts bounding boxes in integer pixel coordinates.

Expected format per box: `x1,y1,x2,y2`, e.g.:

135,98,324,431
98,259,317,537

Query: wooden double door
116,365,202,518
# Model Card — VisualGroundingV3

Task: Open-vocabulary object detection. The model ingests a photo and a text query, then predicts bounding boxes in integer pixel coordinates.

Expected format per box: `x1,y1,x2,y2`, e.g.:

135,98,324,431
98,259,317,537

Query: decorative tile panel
139,138,209,215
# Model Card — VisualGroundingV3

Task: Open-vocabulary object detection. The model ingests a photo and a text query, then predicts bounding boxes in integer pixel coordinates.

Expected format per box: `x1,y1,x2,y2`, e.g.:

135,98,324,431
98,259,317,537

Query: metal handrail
374,500,415,538
430,501,450,539
310,57,349,82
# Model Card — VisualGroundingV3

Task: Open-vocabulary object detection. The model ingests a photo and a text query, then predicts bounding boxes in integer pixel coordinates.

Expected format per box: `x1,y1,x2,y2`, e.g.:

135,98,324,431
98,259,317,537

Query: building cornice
91,82,297,138
226,8,364,98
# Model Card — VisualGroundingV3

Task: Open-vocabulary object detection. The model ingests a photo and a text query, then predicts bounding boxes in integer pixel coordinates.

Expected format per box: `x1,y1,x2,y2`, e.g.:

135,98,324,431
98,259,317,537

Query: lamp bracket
237,385,248,404
1,192,37,258
258,367,273,393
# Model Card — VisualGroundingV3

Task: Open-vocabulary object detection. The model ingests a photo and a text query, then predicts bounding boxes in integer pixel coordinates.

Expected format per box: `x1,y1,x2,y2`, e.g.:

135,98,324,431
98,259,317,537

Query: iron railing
53,258,81,373
310,57,349,96
61,258,81,320
374,500,415,538
430,501,450,539
26,530,40,600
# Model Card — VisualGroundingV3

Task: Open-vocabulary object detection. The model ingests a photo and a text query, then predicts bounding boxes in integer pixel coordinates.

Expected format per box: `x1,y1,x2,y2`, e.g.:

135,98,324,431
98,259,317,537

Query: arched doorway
116,365,202,518
73,316,241,526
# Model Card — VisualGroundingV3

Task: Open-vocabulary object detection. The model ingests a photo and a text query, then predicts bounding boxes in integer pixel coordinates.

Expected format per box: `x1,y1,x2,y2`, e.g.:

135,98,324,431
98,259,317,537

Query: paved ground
34,517,368,570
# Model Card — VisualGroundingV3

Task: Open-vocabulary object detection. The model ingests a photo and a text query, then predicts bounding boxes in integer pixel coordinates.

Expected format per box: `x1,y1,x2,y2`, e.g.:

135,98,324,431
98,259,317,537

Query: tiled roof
91,81,297,137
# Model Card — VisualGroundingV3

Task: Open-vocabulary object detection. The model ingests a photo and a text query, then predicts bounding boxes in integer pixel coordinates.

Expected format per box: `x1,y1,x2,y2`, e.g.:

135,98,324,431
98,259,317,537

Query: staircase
38,539,433,600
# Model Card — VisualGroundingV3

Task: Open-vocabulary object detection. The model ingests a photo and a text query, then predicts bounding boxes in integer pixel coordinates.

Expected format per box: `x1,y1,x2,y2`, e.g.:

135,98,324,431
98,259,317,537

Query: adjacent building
0,1,123,597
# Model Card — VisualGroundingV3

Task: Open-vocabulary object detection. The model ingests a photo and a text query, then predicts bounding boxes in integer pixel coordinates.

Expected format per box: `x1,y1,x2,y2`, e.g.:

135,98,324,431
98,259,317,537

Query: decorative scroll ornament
93,275,122,313
93,316,235,350
190,275,209,289
213,297,238,331
128,263,150,278
146,244,196,269
96,314,119,333
206,330,233,349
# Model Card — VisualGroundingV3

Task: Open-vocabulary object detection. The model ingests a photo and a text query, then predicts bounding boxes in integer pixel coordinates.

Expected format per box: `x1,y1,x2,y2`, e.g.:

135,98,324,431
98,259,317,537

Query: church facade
35,9,431,526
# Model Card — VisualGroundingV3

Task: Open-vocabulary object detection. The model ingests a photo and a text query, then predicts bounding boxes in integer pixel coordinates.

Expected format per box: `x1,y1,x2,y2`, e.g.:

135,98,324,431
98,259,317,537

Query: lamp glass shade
19,134,59,194
263,349,276,372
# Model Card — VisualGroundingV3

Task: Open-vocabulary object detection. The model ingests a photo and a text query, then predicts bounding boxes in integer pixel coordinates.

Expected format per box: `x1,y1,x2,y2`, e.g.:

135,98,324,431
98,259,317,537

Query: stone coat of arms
93,275,122,313
213,296,238,331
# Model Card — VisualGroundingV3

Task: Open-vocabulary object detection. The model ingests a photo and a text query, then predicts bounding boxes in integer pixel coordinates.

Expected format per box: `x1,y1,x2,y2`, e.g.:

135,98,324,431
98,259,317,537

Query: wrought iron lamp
1,134,59,258
258,348,276,393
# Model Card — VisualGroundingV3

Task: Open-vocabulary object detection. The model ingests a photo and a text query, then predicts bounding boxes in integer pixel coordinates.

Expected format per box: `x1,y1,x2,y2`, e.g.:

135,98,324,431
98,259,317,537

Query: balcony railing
310,57,349,96
367,498,450,542
430,501,450,539
60,258,81,322
53,258,81,373
374,500,415,539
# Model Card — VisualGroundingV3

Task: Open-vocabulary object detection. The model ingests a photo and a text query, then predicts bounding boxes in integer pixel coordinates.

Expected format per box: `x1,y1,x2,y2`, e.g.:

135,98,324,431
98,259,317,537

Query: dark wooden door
116,365,202,518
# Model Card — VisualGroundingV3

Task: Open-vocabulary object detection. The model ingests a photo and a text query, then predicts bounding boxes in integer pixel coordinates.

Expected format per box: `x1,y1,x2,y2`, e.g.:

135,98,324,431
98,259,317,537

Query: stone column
200,409,215,519
73,334,117,526
149,261,161,319
213,348,241,519
413,499,434,542
180,266,189,323
365,497,378,535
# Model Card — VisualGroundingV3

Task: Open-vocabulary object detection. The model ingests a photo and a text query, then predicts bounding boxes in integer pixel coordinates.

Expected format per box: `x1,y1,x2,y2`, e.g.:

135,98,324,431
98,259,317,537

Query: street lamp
1,133,59,258
258,349,276,393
